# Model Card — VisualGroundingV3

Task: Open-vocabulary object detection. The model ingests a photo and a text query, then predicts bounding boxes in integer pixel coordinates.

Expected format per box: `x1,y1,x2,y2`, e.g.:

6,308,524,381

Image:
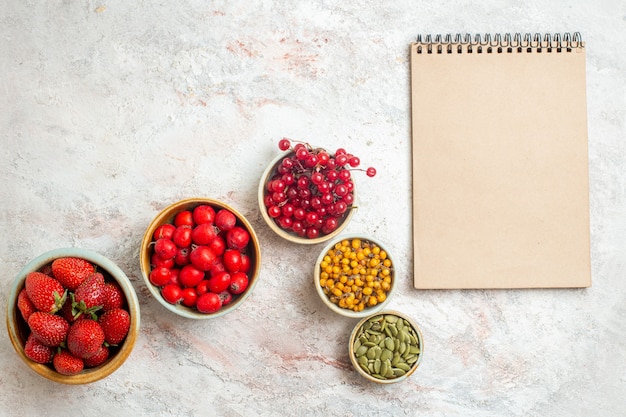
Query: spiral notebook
410,33,591,289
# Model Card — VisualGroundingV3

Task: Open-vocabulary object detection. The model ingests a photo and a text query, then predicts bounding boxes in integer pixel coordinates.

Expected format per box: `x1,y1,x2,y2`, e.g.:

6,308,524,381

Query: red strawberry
102,281,125,311
51,257,95,291
83,345,109,368
98,308,130,345
28,311,70,347
17,288,37,322
73,272,106,319
24,272,67,313
24,333,55,364
66,319,105,359
58,295,77,324
53,349,84,375
38,264,54,276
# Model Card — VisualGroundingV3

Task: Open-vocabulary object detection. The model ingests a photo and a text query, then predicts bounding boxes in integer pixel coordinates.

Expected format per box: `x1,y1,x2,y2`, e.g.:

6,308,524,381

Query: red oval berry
196,279,210,295
214,209,237,231
178,264,205,287
222,249,242,273
181,287,198,308
191,223,218,245
196,292,222,314
189,245,218,271
229,272,249,295
208,271,231,293
226,226,250,250
218,290,233,306
153,224,176,240
207,235,226,256
192,204,216,225
174,210,194,228
161,284,183,304
239,254,251,273
154,238,178,259
174,247,191,266
149,266,172,286
172,225,193,248
151,253,174,269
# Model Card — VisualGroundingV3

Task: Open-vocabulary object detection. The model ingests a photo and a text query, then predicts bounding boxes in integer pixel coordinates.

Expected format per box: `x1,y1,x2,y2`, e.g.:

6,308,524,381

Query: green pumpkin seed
380,360,389,377
374,358,381,374
405,355,418,364
366,346,377,360
395,362,411,372
384,326,393,337
393,368,406,377
355,345,368,357
409,346,421,355
384,314,398,323
380,348,393,362
396,319,405,331
384,337,395,351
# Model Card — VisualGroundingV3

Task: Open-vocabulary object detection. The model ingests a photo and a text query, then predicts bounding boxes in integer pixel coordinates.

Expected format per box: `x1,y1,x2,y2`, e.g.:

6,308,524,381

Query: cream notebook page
410,34,591,289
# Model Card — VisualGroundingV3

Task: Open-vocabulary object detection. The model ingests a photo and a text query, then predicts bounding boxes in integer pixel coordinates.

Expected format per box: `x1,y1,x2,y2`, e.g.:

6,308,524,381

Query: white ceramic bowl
313,234,396,318
258,149,358,245
6,248,140,384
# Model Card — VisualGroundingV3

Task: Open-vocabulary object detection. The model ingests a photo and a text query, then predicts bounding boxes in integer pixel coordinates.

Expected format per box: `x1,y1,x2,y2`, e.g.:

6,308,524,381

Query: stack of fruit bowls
140,197,261,319
6,248,140,384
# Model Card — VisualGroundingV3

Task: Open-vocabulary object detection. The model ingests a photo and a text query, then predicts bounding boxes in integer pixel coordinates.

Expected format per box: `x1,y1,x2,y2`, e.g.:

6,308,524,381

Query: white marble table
1,1,624,416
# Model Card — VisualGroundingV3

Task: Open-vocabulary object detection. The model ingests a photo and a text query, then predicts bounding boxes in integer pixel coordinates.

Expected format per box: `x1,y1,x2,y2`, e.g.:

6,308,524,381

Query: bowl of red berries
258,138,377,244
140,198,261,319
6,248,140,384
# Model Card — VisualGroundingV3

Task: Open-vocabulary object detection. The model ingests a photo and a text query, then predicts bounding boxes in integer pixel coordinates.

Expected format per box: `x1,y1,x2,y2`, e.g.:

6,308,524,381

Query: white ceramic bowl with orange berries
313,234,396,318
6,248,140,384
258,138,377,245
140,197,261,319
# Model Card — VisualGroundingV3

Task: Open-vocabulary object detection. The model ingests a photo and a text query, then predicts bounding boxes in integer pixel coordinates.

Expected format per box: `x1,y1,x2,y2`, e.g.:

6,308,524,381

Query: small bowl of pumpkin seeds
349,310,423,383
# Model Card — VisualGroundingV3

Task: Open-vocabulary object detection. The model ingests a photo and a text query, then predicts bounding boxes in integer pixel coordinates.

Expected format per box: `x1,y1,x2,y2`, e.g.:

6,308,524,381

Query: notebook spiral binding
415,32,583,54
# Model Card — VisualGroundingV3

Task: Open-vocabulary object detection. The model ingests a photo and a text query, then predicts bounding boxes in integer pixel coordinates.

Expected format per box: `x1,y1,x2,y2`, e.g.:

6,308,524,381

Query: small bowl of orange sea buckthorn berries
313,234,395,318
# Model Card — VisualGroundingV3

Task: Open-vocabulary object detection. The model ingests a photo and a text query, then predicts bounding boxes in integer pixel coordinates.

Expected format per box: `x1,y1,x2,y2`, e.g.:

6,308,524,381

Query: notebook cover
410,36,591,289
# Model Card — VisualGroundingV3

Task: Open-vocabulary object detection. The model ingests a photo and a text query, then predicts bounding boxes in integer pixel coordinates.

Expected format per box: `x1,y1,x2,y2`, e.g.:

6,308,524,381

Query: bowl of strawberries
6,248,140,384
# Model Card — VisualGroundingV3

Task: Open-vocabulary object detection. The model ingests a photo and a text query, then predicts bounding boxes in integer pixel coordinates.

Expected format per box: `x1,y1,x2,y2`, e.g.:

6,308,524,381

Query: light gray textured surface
1,1,624,416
